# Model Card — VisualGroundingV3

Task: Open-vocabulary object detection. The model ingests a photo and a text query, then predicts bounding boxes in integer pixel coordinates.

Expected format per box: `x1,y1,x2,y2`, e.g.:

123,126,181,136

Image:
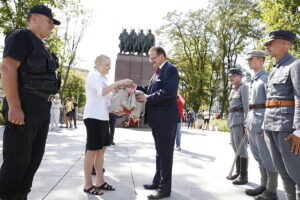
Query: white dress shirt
83,70,111,121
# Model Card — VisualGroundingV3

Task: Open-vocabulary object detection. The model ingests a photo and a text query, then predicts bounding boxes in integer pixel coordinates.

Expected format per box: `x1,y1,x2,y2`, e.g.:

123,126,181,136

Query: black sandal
84,186,104,195
97,182,116,191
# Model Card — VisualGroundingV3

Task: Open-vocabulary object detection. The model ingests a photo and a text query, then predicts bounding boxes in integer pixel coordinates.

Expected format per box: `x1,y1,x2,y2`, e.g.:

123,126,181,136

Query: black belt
229,107,244,112
249,104,265,110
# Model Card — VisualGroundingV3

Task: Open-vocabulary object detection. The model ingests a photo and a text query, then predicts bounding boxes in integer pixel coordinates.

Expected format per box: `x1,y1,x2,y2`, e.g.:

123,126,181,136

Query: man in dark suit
134,46,179,199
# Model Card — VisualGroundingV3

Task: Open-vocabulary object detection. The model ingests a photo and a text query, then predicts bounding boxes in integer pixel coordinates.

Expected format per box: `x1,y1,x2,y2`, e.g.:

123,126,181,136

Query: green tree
0,0,60,35
157,9,214,112
157,0,261,117
209,0,262,117
58,0,90,99
0,0,64,53
0,0,90,103
260,0,300,57
61,69,86,107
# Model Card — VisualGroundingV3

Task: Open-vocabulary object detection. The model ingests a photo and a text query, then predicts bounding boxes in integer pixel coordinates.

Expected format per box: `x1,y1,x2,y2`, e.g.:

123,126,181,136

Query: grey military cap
228,68,243,76
264,30,296,45
246,50,265,59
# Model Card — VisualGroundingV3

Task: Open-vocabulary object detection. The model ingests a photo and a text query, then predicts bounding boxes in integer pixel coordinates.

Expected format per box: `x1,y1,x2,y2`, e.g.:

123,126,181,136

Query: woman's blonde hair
94,54,110,67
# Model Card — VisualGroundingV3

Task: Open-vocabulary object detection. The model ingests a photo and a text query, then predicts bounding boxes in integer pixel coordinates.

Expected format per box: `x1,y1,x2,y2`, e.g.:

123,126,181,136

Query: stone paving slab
0,122,286,200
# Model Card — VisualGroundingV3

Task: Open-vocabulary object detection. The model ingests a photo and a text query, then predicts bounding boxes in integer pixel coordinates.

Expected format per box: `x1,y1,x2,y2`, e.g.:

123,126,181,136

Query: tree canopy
0,0,89,104
157,0,262,116
260,0,300,57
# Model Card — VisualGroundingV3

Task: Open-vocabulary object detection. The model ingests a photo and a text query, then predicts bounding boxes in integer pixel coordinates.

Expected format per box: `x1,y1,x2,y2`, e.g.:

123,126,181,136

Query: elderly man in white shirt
82,55,132,195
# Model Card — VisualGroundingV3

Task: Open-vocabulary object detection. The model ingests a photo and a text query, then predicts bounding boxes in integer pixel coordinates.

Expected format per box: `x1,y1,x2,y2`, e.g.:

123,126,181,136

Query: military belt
249,104,265,110
265,100,295,107
229,107,244,112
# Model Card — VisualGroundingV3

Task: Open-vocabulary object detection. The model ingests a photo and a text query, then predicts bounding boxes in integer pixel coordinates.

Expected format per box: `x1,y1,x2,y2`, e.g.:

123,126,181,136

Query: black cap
228,68,243,76
29,5,61,25
264,30,296,45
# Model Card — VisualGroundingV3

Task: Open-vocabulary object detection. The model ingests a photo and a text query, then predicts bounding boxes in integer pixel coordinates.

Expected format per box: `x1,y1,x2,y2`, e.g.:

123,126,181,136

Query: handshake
115,79,148,103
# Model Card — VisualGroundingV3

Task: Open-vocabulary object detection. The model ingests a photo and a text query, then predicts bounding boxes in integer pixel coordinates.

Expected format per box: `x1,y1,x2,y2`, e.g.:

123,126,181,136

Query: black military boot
245,167,267,196
227,156,240,180
255,170,278,200
233,157,248,185
246,186,266,196
283,183,296,200
255,190,278,200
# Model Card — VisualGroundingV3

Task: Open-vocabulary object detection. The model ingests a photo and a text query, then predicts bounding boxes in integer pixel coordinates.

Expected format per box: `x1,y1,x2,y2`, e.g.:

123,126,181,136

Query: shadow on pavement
177,149,215,162
181,131,208,137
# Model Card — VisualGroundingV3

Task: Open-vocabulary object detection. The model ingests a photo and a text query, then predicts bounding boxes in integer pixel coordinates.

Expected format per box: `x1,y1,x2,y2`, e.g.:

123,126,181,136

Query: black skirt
84,118,110,150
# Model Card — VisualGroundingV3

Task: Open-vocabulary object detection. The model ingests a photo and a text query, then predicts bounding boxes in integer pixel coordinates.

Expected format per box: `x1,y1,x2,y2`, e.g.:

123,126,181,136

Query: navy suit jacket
137,61,180,128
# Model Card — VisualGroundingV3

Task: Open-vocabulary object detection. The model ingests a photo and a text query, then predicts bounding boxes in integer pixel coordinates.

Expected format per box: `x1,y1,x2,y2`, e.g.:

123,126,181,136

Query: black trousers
0,93,51,199
109,113,118,143
71,111,77,127
151,124,177,193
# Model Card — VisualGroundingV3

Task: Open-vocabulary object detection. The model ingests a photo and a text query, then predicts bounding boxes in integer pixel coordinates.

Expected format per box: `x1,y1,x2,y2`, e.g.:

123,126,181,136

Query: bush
0,113,4,125
210,119,229,132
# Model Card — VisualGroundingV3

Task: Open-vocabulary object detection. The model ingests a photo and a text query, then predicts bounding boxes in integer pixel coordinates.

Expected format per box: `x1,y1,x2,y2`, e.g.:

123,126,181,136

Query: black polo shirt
2,29,51,123
3,29,34,63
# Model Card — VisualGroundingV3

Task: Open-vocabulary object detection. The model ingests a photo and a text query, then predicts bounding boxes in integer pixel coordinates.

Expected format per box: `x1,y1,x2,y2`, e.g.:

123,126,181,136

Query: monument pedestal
114,54,154,128
115,54,154,84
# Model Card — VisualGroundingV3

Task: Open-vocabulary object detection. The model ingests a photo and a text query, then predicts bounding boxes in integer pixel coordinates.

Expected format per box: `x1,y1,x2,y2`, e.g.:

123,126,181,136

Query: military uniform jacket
263,53,300,131
246,69,268,133
227,84,249,128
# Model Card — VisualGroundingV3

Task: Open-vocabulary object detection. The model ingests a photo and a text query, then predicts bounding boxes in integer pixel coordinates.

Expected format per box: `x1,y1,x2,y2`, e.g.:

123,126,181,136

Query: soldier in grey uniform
226,68,249,185
263,30,300,200
245,50,278,200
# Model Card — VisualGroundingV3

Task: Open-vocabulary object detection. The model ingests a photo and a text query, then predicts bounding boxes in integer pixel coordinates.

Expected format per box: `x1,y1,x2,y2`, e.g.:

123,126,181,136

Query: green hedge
210,119,229,132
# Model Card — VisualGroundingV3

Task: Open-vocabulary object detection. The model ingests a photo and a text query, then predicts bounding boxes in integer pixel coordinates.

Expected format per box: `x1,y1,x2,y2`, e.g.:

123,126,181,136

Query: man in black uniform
0,5,60,200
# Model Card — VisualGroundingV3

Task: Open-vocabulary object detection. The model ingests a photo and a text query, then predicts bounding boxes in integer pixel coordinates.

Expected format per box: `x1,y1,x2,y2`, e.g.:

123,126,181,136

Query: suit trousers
109,113,118,143
230,125,248,158
249,131,277,172
152,124,177,193
264,131,300,191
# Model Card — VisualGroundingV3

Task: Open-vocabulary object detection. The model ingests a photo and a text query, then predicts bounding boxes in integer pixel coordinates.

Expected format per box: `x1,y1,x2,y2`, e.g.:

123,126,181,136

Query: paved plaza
0,122,285,200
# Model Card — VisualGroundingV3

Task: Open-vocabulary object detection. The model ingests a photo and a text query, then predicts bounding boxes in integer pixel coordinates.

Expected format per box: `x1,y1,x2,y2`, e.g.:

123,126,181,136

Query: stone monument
115,28,156,127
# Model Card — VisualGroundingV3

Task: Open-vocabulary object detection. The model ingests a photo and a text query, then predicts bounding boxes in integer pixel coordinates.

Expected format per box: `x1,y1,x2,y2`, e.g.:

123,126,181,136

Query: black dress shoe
147,191,170,199
143,183,159,190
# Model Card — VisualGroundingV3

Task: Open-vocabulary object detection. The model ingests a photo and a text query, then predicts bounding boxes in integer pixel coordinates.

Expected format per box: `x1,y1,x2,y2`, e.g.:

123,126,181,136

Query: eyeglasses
149,55,159,61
